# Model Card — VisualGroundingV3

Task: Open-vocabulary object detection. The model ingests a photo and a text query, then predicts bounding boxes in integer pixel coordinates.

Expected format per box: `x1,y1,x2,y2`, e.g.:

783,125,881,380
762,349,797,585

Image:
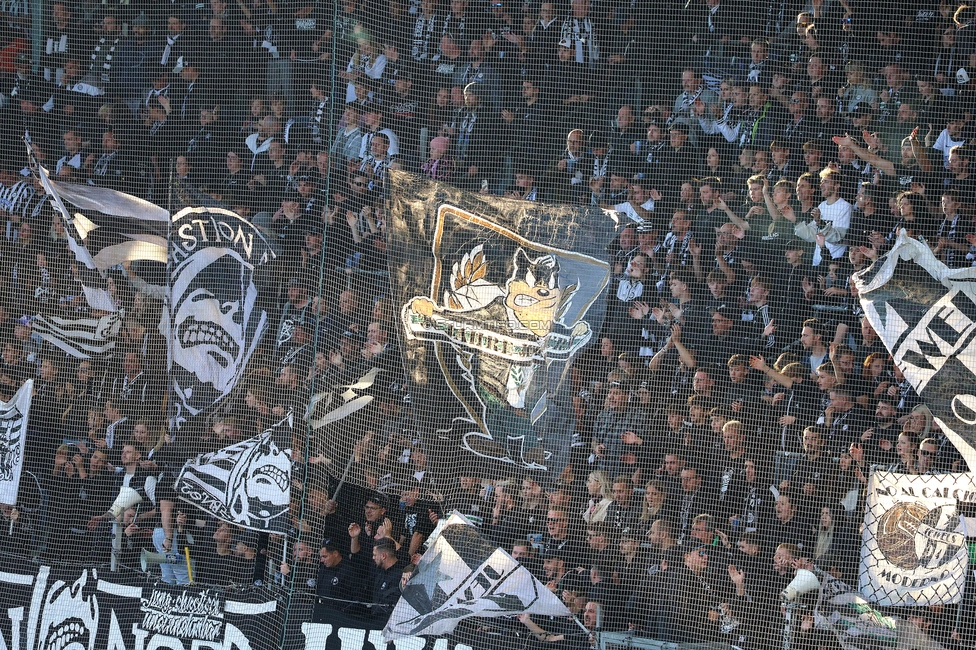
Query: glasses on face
547,517,566,523
364,505,382,511
698,550,708,558
790,98,801,103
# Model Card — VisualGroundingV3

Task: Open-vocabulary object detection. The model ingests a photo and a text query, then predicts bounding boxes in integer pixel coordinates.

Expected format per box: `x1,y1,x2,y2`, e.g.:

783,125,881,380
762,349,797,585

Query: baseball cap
709,304,733,319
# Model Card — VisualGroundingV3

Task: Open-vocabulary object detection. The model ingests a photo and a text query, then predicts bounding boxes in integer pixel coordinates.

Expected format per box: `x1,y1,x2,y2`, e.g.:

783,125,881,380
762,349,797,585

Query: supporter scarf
412,11,437,60
92,151,116,178
675,86,704,117
91,35,120,74
561,16,598,67
160,33,180,65
439,12,465,44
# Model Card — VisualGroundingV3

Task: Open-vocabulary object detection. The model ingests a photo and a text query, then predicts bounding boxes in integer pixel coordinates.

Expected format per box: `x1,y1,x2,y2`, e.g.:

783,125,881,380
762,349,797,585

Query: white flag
32,312,122,359
854,230,976,472
859,471,974,606
175,415,292,533
384,514,571,640
0,380,33,506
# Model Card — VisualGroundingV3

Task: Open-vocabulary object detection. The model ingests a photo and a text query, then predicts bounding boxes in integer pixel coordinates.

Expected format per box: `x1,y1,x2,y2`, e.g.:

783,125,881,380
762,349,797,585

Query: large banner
0,561,559,650
859,471,973,606
164,206,278,426
388,171,617,472
175,416,293,533
0,563,281,650
854,231,976,471
0,380,32,506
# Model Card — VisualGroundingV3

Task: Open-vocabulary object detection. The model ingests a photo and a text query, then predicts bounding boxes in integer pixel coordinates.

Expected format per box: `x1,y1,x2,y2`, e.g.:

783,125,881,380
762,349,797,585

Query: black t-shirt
943,174,976,208
400,500,438,540
885,161,939,198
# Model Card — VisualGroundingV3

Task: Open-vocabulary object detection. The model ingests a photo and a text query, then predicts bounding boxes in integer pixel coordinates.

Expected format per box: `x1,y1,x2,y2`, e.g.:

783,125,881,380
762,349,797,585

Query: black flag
387,171,617,473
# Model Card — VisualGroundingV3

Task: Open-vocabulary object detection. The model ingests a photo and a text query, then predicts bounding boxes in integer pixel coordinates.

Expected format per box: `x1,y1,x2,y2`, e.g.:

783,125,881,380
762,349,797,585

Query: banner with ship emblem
388,171,617,472
859,471,975,606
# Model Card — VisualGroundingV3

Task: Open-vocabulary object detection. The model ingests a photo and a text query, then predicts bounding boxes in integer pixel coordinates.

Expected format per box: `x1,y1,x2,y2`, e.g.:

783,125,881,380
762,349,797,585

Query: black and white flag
175,416,292,533
860,471,973,606
814,573,947,649
384,514,571,640
164,206,278,426
32,312,123,358
814,574,900,649
0,380,32,506
389,172,616,473
33,160,168,311
854,231,976,471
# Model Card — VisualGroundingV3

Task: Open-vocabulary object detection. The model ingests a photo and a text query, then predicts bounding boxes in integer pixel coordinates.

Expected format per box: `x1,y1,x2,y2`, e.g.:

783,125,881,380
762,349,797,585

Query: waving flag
387,171,616,474
32,311,123,359
0,380,33,506
384,514,571,640
32,155,168,311
175,416,292,533
854,230,976,472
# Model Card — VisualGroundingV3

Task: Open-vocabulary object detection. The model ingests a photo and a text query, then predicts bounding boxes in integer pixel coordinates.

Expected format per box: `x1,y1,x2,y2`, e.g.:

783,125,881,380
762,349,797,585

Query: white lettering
0,607,24,650
131,623,150,650
336,626,365,650
219,623,252,650
300,623,331,650
106,612,130,650
391,634,426,650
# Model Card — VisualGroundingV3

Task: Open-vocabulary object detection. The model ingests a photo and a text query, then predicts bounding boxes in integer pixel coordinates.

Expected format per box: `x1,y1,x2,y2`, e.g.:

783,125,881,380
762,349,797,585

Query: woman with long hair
812,506,858,580
582,470,613,524
639,478,668,525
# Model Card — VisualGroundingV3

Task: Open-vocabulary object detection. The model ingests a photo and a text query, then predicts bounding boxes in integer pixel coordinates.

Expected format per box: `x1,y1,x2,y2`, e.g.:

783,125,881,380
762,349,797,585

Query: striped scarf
91,34,121,76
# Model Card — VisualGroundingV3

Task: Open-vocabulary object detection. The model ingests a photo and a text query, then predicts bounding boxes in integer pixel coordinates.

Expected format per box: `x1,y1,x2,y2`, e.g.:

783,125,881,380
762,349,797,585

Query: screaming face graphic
179,421,292,531
229,431,291,526
37,569,99,650
167,208,276,420
172,248,255,395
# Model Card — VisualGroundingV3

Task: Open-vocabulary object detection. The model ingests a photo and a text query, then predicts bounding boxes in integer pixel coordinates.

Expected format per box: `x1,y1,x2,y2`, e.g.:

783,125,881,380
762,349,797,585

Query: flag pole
570,614,590,637
330,449,357,504
184,546,193,584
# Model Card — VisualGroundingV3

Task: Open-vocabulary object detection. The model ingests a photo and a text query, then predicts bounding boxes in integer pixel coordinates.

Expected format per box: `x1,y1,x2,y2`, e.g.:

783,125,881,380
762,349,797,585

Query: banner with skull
859,471,975,606
0,379,32,506
164,206,278,428
0,564,281,650
175,415,293,533
387,171,617,474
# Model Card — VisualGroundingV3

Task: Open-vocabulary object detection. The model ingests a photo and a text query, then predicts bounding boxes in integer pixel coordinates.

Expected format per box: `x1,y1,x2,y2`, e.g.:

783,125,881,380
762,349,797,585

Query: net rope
0,1,974,649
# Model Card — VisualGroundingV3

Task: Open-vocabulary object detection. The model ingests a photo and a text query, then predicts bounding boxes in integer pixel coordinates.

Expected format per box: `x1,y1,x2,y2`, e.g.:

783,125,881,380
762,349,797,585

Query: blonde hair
587,470,612,499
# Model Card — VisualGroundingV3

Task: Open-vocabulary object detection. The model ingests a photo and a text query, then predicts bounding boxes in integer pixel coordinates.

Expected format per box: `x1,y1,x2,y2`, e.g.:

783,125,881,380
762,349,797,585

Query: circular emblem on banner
877,503,964,570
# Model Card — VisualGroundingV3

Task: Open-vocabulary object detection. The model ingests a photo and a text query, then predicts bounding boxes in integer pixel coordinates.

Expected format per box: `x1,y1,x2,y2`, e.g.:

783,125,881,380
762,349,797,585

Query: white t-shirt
933,130,966,169
818,197,853,259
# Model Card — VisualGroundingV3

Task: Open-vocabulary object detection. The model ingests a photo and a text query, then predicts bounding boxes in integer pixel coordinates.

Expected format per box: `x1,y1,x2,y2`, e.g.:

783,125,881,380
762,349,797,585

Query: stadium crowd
1,0,976,647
